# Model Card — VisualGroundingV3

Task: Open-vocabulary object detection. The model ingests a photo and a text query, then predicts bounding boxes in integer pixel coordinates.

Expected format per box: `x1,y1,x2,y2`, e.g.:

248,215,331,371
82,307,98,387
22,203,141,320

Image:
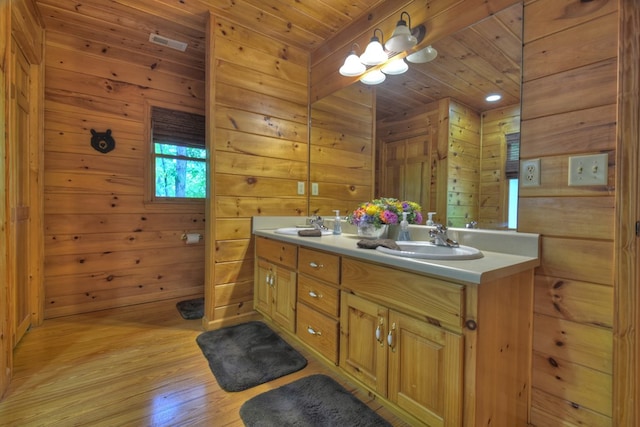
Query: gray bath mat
196,321,307,392
176,297,204,319
240,374,392,426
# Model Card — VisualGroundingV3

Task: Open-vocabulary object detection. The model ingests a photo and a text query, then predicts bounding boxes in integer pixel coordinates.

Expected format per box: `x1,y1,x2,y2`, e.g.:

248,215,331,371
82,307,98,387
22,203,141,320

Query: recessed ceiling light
486,94,502,102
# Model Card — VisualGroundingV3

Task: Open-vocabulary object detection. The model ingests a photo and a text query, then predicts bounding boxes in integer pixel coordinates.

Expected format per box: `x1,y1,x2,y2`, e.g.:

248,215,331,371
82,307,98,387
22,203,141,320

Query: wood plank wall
40,2,207,318
310,84,375,216
480,104,520,229
0,0,10,400
447,99,480,228
205,16,310,328
519,0,618,424
377,98,483,228
377,100,442,222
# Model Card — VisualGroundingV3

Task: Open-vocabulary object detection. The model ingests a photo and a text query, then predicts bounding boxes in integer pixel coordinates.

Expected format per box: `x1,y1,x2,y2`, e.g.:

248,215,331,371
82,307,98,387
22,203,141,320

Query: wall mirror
310,2,522,230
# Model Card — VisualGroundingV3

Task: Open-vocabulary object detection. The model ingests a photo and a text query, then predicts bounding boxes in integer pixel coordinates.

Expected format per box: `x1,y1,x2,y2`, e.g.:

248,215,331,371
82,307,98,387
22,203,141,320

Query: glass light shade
339,52,366,76
486,94,502,102
406,46,438,63
360,69,386,85
359,38,387,66
381,58,408,75
385,22,417,52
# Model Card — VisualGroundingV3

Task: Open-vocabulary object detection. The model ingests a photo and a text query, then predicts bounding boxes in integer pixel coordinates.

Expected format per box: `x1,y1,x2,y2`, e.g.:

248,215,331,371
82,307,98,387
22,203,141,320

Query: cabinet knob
309,262,324,269
308,290,322,299
307,326,322,336
465,319,478,330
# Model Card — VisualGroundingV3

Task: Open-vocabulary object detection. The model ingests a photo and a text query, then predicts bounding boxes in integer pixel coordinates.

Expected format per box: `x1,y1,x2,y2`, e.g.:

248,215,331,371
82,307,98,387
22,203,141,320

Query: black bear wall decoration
90,129,116,154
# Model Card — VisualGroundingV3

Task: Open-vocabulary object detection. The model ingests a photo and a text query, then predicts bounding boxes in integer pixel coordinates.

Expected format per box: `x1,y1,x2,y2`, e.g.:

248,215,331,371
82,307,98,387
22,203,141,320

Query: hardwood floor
0,297,409,426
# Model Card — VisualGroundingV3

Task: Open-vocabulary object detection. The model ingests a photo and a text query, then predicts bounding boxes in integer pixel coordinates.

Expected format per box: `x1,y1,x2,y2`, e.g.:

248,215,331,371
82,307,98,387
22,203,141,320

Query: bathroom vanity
253,217,539,427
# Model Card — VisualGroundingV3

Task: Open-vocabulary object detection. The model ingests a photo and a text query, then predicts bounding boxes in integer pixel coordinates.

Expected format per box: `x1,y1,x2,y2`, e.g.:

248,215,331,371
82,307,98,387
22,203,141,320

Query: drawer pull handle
307,326,322,336
387,322,396,351
308,291,322,299
375,318,384,344
309,262,324,269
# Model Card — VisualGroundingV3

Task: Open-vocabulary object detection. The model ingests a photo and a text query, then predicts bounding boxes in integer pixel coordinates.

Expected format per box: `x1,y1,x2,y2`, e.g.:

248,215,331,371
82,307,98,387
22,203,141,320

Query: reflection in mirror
311,2,523,230
309,84,375,216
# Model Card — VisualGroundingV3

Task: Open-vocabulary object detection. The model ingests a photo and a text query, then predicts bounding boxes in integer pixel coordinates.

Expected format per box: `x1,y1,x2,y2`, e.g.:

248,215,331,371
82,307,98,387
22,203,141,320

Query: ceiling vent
148,33,188,52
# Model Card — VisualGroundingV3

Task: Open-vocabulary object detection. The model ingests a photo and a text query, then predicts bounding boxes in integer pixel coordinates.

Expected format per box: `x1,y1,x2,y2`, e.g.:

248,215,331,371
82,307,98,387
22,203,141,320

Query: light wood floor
0,297,409,426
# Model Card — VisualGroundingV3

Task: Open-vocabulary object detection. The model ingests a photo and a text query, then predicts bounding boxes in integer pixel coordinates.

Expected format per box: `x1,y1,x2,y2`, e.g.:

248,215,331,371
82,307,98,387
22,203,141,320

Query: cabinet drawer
256,236,297,269
342,258,464,329
297,302,339,364
298,275,340,318
298,247,340,284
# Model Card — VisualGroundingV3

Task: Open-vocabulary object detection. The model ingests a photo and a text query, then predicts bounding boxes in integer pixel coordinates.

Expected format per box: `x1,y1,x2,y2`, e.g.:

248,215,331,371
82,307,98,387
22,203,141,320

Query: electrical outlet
311,183,319,196
297,181,305,195
520,159,541,187
568,153,608,186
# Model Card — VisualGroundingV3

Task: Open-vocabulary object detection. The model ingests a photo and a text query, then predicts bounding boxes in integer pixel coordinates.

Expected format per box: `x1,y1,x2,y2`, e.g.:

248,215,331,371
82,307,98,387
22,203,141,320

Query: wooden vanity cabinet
340,257,532,427
295,247,341,364
340,274,464,427
254,236,533,426
254,237,297,332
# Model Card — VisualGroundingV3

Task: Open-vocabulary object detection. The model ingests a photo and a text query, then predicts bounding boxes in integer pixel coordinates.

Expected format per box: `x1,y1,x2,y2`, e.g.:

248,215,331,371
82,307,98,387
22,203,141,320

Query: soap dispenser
426,212,436,226
332,210,342,235
397,212,411,241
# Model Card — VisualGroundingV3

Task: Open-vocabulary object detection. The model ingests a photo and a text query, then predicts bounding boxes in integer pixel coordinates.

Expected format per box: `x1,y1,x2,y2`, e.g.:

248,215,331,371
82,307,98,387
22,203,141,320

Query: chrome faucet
429,224,459,248
309,215,328,230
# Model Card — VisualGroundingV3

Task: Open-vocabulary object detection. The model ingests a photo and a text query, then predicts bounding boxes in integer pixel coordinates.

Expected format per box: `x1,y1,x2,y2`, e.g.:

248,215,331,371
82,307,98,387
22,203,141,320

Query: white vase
357,223,388,239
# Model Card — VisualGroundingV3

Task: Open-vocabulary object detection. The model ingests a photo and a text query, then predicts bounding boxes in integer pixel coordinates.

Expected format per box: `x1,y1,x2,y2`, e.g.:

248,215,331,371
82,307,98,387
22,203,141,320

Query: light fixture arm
372,28,384,45
399,11,411,31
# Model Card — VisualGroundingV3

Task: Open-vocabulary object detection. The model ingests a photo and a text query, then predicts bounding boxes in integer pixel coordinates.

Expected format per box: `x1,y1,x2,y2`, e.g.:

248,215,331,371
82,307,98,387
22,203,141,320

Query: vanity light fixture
486,94,502,102
360,29,388,66
381,57,408,75
385,12,417,52
339,43,366,77
406,45,438,63
360,69,386,85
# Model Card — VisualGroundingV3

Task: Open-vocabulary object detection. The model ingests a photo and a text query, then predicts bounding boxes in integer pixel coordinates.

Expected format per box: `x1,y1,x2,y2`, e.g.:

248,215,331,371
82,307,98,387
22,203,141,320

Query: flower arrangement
347,197,423,229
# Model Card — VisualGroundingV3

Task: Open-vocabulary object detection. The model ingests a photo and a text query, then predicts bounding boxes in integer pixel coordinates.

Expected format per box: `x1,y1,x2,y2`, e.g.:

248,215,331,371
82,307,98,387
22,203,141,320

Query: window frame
144,102,207,205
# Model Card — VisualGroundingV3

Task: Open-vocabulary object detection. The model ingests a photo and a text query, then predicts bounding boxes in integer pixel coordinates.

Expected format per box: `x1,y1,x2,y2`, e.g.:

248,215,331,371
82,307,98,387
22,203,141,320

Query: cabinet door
388,310,463,427
339,292,388,396
255,258,273,315
271,265,296,332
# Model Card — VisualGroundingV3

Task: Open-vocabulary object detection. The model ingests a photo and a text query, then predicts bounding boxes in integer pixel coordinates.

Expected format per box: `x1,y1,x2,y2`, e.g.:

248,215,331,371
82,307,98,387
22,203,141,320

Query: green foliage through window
154,143,206,198
150,106,206,200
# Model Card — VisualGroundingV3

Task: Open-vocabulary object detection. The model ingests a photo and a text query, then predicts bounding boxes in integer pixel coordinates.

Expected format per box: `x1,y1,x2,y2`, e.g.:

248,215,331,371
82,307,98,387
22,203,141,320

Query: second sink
376,241,483,260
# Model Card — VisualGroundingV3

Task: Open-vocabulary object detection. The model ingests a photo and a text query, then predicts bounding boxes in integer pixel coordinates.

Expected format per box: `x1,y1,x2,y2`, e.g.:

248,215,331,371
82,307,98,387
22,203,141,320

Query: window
150,107,206,200
505,132,520,229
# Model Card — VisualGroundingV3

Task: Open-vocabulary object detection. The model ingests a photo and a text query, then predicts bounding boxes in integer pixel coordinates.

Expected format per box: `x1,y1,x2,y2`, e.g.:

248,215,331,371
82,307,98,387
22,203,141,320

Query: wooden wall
447,99,480,228
377,99,444,223
377,98,481,228
204,15,310,329
40,3,207,318
310,84,375,216
0,0,9,400
519,0,618,424
479,104,520,229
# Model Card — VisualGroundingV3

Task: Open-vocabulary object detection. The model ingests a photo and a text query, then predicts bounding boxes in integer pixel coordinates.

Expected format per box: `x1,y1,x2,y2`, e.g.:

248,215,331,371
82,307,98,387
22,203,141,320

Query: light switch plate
311,182,319,196
568,153,608,186
297,181,305,195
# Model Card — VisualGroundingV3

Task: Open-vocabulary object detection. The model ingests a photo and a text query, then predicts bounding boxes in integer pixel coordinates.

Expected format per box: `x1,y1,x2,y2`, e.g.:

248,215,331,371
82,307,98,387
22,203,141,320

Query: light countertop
253,217,540,285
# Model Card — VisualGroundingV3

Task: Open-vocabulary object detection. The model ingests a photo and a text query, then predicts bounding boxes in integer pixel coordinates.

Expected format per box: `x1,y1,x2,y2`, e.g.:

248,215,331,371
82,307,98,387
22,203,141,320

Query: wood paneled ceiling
34,0,521,120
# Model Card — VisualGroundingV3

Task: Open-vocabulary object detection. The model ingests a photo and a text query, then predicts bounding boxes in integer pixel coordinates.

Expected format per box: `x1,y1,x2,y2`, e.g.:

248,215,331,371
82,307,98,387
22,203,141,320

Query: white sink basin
274,227,333,236
376,241,483,260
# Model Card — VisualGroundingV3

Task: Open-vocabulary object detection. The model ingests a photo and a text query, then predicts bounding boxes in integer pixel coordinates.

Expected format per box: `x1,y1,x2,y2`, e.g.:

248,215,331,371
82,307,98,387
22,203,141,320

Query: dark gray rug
240,374,392,426
196,321,307,392
176,297,204,319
